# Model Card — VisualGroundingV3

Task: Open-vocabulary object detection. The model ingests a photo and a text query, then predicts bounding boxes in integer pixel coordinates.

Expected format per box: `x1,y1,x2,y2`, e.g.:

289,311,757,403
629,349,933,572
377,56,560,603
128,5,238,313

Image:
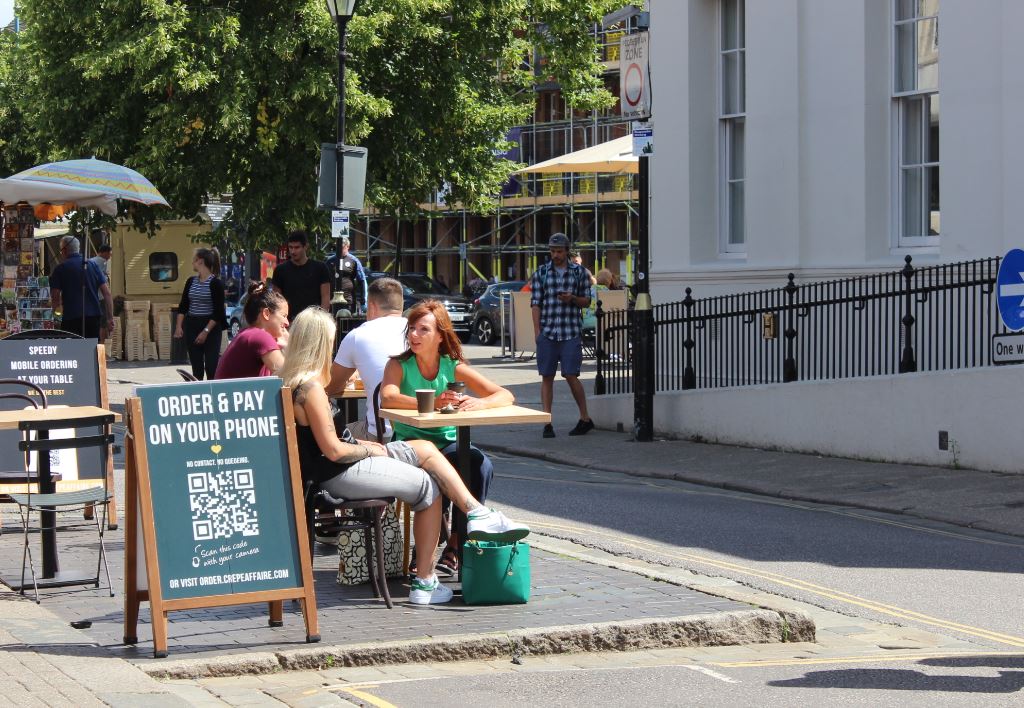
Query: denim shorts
536,334,583,377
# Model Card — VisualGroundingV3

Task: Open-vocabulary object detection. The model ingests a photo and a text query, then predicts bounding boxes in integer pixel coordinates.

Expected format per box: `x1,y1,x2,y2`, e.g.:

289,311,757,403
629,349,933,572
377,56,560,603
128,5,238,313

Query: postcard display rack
0,204,54,336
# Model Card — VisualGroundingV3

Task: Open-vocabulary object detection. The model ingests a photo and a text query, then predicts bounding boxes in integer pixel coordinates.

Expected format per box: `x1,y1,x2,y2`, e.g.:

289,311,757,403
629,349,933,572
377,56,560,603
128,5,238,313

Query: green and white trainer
466,508,530,543
408,575,454,605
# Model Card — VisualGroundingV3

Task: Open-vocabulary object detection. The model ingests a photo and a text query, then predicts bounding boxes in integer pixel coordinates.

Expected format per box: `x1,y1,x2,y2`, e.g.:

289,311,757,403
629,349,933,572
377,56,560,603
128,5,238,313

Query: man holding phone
531,232,594,438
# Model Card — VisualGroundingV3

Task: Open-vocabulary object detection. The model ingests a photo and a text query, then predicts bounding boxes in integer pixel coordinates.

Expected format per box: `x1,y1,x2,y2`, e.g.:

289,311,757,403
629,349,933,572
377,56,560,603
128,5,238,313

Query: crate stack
104,316,123,360
151,303,174,360
123,300,153,361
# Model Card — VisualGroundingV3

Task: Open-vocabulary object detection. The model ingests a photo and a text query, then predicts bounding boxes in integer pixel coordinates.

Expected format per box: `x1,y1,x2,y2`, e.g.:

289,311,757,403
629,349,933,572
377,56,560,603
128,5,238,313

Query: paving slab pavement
3,357,809,694
0,516,796,681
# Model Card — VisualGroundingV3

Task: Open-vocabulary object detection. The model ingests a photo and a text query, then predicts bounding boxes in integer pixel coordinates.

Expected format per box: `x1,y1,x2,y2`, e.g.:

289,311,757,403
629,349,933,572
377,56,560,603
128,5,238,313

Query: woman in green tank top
382,300,515,430
382,300,514,575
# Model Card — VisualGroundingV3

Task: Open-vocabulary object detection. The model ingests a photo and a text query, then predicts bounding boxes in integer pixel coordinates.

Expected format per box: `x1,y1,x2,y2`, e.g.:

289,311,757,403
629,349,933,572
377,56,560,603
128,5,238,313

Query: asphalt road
487,453,1024,652
325,455,1024,705
347,656,1024,708
177,452,1024,706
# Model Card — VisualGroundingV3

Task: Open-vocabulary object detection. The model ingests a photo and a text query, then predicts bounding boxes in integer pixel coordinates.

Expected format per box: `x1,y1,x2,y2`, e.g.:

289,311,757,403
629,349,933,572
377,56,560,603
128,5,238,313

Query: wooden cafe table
334,387,367,426
0,405,121,587
377,404,550,579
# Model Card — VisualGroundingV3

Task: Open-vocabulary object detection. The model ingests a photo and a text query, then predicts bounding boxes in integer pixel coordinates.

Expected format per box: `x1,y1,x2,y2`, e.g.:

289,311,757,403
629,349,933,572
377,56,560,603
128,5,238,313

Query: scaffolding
352,22,641,293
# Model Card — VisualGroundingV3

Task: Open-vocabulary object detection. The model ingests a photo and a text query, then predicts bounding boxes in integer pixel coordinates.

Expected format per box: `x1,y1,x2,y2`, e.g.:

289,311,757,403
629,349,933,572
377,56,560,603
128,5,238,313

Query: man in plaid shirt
531,233,595,438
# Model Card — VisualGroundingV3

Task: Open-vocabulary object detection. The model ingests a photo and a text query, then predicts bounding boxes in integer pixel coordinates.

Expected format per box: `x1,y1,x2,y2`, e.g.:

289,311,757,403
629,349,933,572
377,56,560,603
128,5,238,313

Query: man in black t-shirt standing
271,230,331,322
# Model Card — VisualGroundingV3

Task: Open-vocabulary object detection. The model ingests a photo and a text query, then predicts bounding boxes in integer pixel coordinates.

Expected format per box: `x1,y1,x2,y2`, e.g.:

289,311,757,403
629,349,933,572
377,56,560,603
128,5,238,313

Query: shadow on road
767,660,1024,693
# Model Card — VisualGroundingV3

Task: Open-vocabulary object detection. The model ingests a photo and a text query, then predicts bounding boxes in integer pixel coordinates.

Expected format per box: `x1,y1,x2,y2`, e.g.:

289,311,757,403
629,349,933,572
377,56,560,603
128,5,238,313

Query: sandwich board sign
0,339,118,526
123,377,319,657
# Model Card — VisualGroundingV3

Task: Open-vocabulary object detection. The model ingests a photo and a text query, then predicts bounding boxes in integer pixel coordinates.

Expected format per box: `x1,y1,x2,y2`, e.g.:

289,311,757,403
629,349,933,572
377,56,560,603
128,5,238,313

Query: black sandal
434,546,459,577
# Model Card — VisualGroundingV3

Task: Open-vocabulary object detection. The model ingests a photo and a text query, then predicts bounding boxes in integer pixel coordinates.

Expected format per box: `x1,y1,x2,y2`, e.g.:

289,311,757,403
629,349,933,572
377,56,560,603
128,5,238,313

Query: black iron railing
595,255,1006,395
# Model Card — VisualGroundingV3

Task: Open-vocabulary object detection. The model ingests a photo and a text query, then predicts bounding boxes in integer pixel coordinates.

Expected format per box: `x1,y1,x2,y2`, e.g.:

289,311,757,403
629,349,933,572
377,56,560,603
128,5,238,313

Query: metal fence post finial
682,287,696,389
783,273,798,382
899,255,917,373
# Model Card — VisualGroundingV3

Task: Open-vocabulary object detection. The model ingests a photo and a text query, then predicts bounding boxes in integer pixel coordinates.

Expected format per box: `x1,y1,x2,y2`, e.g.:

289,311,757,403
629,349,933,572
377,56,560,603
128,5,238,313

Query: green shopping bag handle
468,540,521,576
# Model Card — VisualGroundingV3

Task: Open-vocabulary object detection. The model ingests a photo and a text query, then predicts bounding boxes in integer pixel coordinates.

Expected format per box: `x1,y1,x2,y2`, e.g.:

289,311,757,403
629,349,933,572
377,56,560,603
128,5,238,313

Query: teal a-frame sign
123,377,319,657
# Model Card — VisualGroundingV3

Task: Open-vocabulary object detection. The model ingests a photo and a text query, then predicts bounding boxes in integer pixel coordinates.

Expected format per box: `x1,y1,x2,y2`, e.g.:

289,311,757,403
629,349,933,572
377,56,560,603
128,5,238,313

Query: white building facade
592,1,1024,473
647,0,1023,298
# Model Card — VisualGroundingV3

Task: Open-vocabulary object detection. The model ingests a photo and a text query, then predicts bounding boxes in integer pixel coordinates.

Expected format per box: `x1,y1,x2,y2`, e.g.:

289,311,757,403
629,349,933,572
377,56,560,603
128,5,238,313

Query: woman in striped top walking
174,247,227,380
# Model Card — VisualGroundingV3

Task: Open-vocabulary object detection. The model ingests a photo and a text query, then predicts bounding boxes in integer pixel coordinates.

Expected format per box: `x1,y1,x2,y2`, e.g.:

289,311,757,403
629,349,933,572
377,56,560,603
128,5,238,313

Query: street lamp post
325,0,360,207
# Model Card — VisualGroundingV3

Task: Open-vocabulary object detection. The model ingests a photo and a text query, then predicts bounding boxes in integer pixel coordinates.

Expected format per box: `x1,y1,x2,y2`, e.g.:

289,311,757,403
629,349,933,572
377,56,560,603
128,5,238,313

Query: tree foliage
0,30,36,177
12,0,628,250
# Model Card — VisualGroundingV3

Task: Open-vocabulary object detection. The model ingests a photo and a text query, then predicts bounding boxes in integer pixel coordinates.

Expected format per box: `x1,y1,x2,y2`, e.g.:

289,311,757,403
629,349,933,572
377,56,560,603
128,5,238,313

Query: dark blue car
366,272,474,342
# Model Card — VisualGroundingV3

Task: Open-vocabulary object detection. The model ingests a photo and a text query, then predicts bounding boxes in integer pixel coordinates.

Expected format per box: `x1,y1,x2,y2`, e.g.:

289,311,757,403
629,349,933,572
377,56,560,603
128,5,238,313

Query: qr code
188,469,260,541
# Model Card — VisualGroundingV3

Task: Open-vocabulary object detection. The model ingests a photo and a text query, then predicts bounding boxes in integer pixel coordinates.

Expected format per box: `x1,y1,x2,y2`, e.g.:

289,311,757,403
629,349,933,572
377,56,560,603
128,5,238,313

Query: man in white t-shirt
326,276,407,440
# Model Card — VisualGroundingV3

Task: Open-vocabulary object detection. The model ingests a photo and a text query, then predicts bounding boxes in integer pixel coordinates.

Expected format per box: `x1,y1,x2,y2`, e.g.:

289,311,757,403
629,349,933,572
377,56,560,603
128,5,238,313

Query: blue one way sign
996,249,1024,331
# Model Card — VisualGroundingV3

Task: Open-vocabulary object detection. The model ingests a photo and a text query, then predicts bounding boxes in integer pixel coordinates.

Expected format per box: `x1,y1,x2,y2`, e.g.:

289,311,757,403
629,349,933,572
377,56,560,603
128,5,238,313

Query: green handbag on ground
461,540,531,605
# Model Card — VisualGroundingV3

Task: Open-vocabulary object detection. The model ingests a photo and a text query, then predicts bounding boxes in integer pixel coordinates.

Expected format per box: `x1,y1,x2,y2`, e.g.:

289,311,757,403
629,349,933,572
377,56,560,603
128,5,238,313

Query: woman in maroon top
214,282,289,379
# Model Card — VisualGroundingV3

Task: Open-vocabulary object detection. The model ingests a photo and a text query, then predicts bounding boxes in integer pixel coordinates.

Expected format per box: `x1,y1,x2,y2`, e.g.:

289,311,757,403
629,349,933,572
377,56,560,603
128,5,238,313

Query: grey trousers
318,441,439,512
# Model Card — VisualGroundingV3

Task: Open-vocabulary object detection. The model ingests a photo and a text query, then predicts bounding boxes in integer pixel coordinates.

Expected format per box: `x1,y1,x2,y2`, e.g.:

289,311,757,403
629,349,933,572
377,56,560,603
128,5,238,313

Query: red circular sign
624,63,644,107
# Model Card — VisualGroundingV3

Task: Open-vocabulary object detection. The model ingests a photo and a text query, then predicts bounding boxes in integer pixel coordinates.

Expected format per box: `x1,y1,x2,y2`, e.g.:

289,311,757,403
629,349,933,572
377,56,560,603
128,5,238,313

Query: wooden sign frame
122,387,319,658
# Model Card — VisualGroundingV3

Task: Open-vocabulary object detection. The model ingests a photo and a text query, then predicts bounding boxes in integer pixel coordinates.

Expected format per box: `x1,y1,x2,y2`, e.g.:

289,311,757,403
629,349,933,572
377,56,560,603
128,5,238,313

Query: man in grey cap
530,232,595,438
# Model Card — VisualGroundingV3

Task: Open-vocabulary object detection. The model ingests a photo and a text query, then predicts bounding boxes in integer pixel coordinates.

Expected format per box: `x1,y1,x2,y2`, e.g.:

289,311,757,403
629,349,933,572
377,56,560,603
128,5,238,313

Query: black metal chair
370,383,412,575
0,380,50,496
305,485,396,609
7,412,116,603
176,368,199,382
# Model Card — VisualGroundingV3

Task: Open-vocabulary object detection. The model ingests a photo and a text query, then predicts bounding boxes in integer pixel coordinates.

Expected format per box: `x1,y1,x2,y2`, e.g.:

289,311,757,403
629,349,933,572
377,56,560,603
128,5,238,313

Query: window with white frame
719,0,745,253
894,0,939,246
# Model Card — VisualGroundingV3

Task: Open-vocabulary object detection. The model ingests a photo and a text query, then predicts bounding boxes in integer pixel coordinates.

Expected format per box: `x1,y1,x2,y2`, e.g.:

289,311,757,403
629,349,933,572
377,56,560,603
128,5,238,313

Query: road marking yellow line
334,685,397,708
526,519,1024,647
714,651,1022,668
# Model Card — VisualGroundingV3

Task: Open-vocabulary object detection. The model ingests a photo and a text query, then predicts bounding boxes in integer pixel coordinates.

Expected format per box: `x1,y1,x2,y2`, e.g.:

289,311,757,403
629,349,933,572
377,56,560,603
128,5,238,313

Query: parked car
469,281,525,345
225,297,245,340
225,290,256,341
366,272,474,342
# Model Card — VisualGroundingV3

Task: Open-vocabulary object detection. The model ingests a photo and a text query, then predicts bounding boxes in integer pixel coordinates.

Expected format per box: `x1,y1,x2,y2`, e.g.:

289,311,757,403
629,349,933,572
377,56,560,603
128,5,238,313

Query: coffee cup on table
446,381,466,397
415,389,435,414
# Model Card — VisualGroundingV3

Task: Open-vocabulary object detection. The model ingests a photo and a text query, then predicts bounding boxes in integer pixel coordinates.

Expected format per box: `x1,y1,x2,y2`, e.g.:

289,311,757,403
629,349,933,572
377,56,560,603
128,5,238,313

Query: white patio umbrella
513,135,638,175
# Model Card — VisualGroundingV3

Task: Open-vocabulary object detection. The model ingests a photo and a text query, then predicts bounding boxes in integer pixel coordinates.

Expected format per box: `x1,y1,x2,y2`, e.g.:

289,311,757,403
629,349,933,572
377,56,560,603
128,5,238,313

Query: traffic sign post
992,333,1024,365
331,210,350,240
619,32,650,121
632,121,653,157
996,248,1024,331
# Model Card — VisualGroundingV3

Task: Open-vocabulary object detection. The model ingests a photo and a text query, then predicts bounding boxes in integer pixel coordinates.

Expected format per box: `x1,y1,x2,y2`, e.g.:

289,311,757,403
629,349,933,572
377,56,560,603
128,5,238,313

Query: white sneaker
408,575,454,605
466,509,530,543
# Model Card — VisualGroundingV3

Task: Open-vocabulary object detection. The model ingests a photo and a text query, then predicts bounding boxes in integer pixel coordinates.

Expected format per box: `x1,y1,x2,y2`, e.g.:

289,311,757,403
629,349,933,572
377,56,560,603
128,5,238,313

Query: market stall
0,180,114,338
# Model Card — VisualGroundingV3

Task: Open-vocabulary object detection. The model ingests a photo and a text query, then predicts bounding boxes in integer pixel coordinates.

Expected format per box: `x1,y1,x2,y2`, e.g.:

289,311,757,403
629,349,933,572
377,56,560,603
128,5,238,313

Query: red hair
400,300,464,362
